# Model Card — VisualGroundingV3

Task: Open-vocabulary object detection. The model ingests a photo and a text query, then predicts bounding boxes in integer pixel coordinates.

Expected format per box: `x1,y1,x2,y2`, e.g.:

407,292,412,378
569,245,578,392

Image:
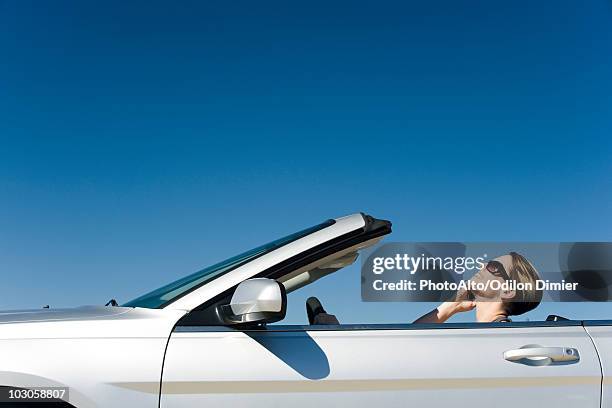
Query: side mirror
218,278,286,326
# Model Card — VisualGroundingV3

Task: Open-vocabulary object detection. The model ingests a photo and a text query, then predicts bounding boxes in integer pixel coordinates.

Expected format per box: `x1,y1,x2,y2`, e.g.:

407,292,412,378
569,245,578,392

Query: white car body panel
0,307,129,324
584,324,612,407
160,325,601,408
0,307,185,408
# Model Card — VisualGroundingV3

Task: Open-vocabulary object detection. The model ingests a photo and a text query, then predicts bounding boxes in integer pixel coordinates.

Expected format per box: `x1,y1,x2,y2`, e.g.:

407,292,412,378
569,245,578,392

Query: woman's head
470,252,542,316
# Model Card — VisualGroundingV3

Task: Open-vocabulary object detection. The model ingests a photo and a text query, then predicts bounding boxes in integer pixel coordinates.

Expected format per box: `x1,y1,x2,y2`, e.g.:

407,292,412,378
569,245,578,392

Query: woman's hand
413,288,476,324
437,299,476,321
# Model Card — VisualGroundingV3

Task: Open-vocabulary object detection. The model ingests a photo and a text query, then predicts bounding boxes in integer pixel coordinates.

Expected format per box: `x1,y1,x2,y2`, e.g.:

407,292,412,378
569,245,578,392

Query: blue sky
0,1,611,323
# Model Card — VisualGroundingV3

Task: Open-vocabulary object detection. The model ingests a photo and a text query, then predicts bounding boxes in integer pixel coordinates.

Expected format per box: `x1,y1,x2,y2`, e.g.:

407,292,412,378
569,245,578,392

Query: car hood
0,306,131,324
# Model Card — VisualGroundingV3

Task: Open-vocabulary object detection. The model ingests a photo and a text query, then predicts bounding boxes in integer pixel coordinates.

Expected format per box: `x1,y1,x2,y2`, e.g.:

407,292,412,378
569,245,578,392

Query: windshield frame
123,219,335,309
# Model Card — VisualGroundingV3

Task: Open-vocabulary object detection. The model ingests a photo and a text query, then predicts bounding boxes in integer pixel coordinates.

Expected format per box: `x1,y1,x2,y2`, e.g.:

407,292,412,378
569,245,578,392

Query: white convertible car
1,213,611,408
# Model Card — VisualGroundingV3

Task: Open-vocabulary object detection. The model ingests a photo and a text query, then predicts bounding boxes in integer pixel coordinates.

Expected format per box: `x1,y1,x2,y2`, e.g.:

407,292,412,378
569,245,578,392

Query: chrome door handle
504,345,579,364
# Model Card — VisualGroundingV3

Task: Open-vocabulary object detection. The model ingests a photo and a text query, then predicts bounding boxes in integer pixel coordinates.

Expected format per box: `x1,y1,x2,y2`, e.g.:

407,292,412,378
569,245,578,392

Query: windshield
123,220,334,309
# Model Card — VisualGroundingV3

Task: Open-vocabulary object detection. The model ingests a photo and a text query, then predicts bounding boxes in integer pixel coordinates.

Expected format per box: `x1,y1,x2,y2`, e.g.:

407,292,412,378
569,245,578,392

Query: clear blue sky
0,1,611,323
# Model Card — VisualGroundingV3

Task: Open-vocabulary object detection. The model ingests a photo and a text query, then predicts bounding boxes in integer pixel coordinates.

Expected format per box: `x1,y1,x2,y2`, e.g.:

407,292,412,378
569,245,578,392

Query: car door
160,320,601,408
584,321,612,408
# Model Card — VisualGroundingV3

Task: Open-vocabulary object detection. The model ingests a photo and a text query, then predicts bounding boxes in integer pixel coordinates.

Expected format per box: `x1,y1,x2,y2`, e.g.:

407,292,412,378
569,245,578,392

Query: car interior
178,231,574,327
277,244,573,326
275,238,384,326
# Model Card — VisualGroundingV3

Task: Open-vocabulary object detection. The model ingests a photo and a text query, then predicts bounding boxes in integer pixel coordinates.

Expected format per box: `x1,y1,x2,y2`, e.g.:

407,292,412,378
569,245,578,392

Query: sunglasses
463,260,512,301
486,260,511,281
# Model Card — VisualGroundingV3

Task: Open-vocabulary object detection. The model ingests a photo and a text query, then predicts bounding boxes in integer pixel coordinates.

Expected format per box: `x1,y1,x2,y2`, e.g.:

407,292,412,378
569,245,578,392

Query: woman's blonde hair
505,252,543,316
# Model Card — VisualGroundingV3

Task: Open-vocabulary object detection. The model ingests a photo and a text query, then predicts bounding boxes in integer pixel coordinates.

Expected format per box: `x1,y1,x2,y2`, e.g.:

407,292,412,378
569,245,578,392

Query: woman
414,252,542,323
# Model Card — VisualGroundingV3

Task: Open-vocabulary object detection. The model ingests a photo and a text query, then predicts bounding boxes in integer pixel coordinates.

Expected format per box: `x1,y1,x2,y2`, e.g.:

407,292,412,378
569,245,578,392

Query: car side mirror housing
218,278,287,326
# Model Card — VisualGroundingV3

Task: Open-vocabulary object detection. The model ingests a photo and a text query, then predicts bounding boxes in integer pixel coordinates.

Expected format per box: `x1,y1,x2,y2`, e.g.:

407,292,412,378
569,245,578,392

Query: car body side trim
583,320,612,326
174,320,583,333
120,376,601,394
